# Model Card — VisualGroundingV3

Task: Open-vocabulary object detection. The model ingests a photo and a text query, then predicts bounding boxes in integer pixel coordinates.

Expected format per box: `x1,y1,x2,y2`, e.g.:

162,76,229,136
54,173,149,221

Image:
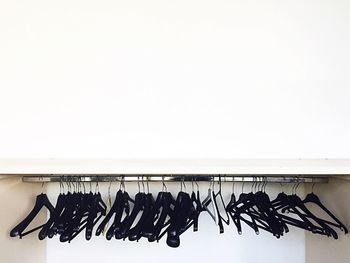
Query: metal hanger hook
251,176,255,193
108,179,112,197
141,176,145,193
137,176,140,193
231,176,235,194
241,177,245,194
311,179,316,193
59,176,62,194
295,177,301,195
40,176,45,193
195,178,199,192
96,180,99,193
162,176,167,192
82,177,86,193
181,177,186,192
146,177,149,194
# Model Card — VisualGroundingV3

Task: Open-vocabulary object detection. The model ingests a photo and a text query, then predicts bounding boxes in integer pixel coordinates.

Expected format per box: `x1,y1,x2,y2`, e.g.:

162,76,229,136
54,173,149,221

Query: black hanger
85,192,107,240
115,191,145,240
105,179,134,240
38,191,67,240
303,190,348,234
272,181,338,238
271,191,321,234
141,178,176,243
96,189,124,237
188,186,203,232
166,190,192,248
11,192,54,238
226,177,261,235
128,192,155,242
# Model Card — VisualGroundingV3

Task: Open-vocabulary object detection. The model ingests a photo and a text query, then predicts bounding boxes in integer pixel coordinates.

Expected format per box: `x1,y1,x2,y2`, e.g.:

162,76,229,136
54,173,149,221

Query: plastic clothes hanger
213,176,230,231
39,179,68,240
303,183,348,234
166,181,193,248
105,180,134,240
228,177,270,235
273,180,335,237
85,191,107,240
11,179,54,238
96,189,124,237
116,191,145,240
143,177,175,242
128,191,155,242
202,179,219,226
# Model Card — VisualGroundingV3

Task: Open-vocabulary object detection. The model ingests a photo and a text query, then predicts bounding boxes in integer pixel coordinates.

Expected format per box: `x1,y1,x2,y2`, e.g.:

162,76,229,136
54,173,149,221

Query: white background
1,0,350,159
1,0,350,262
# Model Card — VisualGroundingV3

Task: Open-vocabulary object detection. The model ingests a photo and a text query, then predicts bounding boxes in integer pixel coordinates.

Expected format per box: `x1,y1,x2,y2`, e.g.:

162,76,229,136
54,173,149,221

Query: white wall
1,0,350,159
1,0,350,262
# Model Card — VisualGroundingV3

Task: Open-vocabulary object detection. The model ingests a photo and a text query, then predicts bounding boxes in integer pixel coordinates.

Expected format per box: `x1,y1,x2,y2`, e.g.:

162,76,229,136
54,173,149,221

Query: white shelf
0,159,349,178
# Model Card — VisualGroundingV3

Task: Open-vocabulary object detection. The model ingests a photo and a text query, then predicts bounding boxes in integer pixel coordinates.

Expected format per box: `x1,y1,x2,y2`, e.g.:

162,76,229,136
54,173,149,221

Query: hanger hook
295,177,301,195
141,176,145,192
137,176,140,193
311,179,316,193
195,178,199,192
77,177,80,193
122,176,126,192
291,177,296,194
108,178,112,197
119,176,123,191
96,180,99,193
59,176,62,194
241,177,245,194
180,177,186,192
82,177,86,193
231,176,235,194
146,176,149,194
262,176,266,192
41,176,45,194
162,176,167,192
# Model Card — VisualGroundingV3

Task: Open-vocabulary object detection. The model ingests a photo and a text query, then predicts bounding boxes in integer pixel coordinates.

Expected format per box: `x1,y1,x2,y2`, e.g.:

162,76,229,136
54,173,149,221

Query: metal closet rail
21,174,329,183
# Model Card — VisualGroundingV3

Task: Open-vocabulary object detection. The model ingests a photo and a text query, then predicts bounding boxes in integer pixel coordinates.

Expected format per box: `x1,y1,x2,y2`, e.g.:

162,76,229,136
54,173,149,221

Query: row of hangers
10,176,348,248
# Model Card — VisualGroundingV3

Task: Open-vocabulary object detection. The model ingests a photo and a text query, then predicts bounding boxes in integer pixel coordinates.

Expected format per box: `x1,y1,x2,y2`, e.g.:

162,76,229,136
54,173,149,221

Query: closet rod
21,175,329,183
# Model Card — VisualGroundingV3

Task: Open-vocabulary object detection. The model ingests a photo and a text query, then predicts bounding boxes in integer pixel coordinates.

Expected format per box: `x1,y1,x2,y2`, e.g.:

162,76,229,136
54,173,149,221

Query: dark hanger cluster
10,177,347,248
